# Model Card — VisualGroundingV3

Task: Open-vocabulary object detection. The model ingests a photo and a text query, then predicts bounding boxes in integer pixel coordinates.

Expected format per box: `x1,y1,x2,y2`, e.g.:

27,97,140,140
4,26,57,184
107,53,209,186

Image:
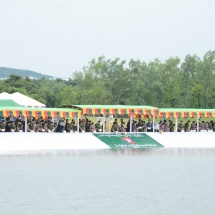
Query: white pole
77,116,79,132
130,114,132,133
197,116,199,132
175,117,178,132
25,116,27,132
153,116,155,132
103,115,105,133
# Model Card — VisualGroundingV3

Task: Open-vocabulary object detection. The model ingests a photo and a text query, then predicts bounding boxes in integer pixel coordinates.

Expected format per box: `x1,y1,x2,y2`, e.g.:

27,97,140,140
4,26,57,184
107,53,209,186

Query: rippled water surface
1,148,215,215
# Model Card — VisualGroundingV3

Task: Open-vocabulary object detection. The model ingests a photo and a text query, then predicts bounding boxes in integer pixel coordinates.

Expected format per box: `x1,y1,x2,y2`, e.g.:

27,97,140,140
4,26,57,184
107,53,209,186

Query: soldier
85,120,91,132
111,122,118,132
137,119,143,132
0,120,6,132
38,120,43,132
95,121,102,132
177,121,184,132
10,121,16,132
79,119,85,132
169,120,175,132
29,120,35,132
17,120,23,132
184,120,190,132
126,119,130,132
47,121,54,132
198,119,202,132
65,119,71,132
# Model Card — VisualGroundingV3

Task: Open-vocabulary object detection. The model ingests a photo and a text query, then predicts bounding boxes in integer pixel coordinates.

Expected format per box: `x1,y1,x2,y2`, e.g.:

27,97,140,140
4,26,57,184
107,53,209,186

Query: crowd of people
155,119,215,132
0,116,215,133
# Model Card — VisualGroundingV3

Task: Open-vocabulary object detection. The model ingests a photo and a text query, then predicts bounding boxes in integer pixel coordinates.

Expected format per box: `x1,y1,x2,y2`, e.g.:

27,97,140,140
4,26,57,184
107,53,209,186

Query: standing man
177,121,184,132
146,119,153,132
184,120,190,132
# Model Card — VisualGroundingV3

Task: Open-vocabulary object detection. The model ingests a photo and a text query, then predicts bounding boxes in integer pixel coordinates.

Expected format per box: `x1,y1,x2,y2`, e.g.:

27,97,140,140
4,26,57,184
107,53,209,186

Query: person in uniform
0,120,6,132
126,119,130,132
29,120,35,132
177,121,184,132
79,119,85,132
184,120,190,132
169,120,175,132
10,121,16,132
47,121,54,132
85,120,91,132
95,121,102,132
65,119,71,132
137,119,143,132
111,122,118,132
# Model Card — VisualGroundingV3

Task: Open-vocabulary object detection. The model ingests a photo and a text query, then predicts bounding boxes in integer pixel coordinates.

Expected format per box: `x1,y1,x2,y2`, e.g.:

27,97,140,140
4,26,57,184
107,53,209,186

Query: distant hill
0,67,54,79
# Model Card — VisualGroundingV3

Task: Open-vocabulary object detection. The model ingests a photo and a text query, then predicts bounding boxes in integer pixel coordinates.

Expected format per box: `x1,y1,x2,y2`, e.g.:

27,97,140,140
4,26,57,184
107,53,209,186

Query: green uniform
111,124,118,132
47,123,54,131
29,122,35,131
184,122,189,132
10,123,16,130
95,122,102,132
169,122,175,132
80,122,85,132
177,123,184,132
137,121,143,132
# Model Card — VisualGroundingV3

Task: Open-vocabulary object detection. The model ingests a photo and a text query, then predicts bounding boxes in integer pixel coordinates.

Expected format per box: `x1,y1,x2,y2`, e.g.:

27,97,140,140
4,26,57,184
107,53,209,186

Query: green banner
93,133,163,149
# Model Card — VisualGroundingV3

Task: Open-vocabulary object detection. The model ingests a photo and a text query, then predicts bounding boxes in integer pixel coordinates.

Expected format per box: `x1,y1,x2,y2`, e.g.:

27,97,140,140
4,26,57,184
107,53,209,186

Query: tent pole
130,114,132,133
25,116,27,132
175,117,178,132
103,115,105,133
77,116,79,132
197,116,199,132
152,116,155,132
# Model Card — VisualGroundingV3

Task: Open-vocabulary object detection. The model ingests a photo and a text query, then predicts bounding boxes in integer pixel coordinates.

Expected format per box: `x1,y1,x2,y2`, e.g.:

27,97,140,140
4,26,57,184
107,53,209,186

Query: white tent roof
0,92,11,99
0,92,46,107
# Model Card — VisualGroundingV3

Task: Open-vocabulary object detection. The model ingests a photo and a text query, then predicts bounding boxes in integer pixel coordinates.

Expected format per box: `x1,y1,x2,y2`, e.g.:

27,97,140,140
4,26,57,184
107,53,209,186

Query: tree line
0,50,215,108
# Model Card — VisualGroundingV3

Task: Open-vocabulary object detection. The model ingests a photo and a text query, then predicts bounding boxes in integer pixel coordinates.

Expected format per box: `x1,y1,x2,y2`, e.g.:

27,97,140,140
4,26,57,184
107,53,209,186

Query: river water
1,148,215,215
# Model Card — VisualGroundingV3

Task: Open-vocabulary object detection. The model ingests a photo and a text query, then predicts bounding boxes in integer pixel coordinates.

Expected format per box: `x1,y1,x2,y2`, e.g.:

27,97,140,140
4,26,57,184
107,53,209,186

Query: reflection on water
1,147,215,156
1,148,215,215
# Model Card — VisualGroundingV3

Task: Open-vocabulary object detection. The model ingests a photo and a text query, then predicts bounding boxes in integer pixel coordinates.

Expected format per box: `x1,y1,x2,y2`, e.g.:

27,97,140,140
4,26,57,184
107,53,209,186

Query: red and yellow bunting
0,110,81,118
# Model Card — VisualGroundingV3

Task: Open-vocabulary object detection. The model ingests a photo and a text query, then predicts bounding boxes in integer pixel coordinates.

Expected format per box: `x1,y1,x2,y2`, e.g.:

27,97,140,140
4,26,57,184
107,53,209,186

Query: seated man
95,121,102,132
111,122,118,132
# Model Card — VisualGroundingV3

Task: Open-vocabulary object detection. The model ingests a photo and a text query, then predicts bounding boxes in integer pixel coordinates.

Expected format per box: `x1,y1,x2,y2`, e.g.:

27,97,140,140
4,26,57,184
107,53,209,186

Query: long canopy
0,107,81,118
57,104,159,116
159,108,215,118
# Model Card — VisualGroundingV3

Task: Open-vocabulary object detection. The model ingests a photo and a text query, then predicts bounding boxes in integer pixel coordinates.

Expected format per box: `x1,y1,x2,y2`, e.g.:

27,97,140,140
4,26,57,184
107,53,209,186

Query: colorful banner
93,133,163,149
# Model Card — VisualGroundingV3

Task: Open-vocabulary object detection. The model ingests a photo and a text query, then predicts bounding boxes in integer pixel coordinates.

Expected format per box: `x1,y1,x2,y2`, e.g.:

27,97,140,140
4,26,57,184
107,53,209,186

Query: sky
0,0,214,78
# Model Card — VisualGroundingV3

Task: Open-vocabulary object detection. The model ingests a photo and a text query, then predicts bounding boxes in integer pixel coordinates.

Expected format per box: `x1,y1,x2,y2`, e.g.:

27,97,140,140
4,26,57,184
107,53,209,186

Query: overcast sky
0,0,214,78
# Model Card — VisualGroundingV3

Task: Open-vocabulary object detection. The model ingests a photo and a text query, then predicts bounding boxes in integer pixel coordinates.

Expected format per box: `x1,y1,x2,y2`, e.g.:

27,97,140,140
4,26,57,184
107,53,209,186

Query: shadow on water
1,147,215,157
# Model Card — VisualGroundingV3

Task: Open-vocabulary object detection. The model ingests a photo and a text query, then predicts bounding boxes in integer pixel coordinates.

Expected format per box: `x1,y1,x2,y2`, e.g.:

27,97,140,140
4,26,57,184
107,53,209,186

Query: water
1,149,215,215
